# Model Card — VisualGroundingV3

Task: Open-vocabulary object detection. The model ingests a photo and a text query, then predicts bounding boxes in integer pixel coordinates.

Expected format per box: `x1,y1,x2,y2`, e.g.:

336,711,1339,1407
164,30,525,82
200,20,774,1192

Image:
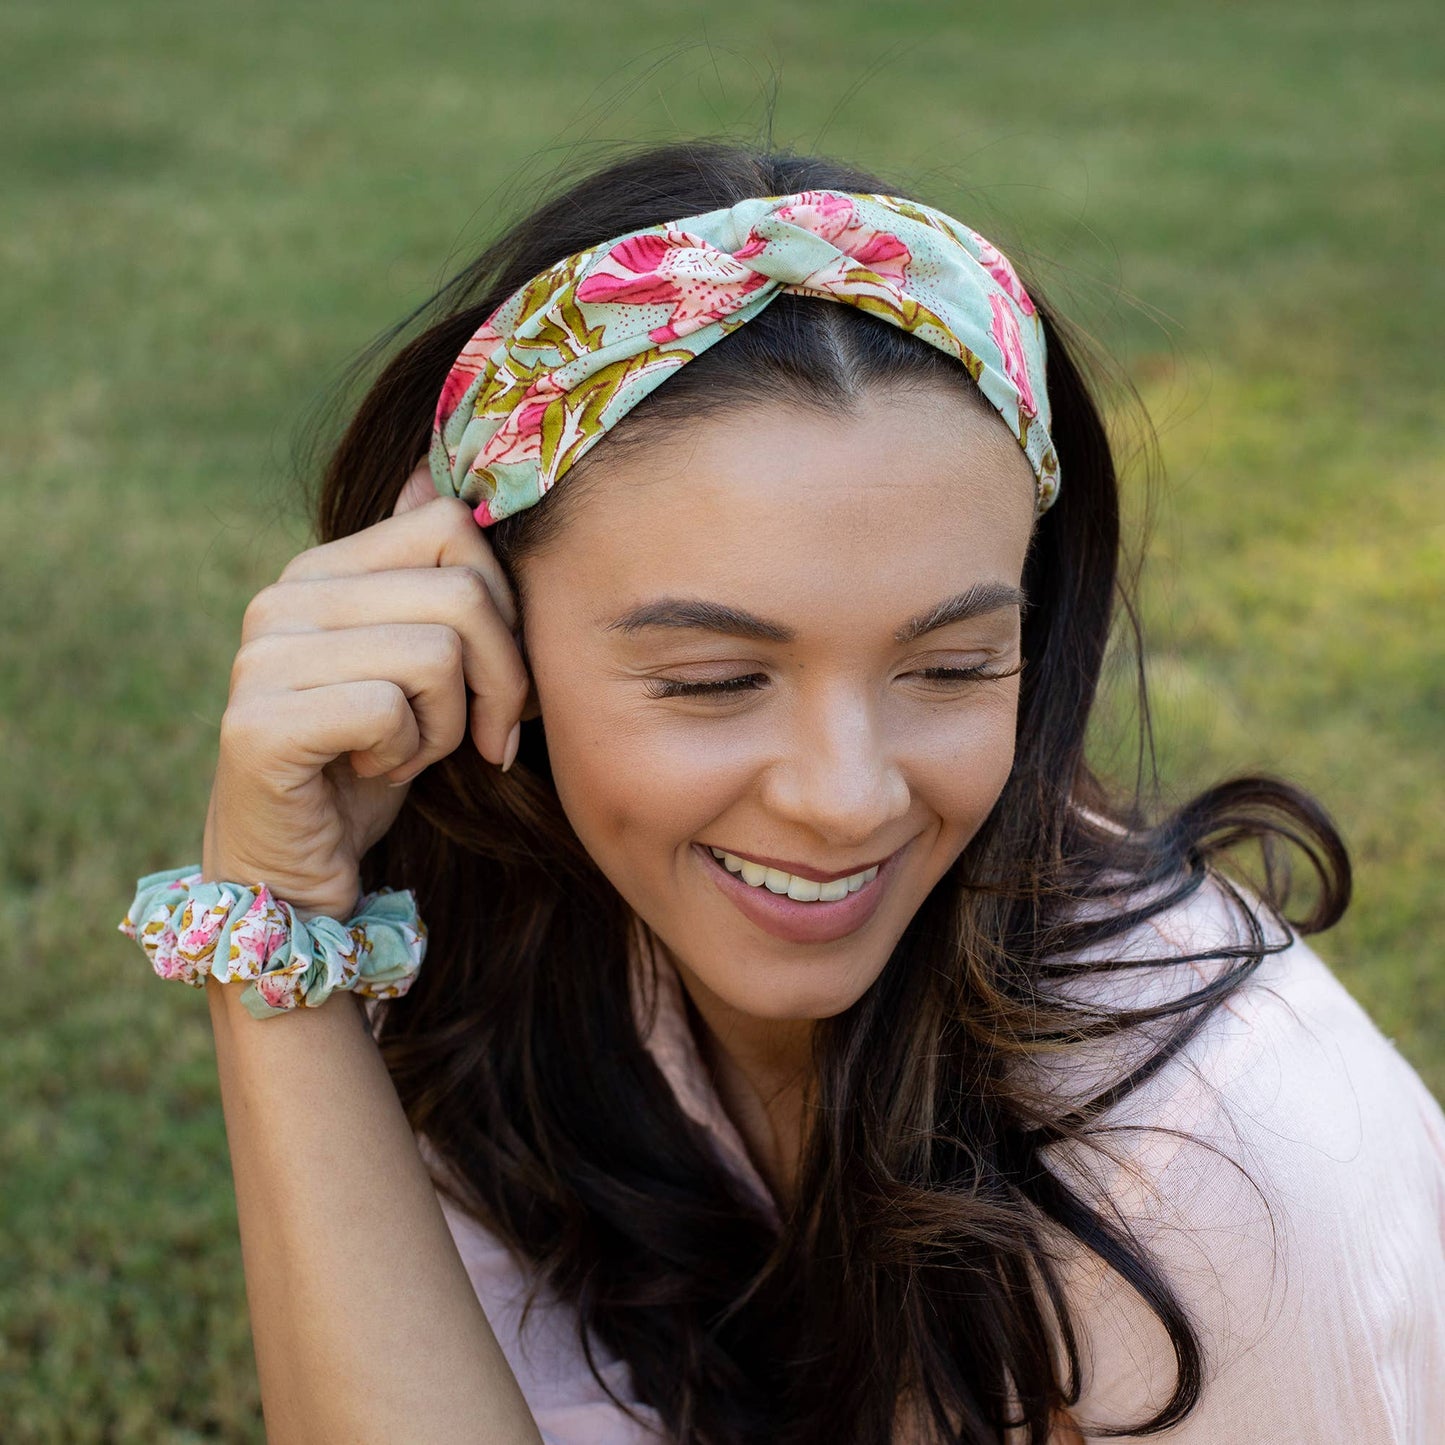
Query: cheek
533,672,745,865
904,688,1020,829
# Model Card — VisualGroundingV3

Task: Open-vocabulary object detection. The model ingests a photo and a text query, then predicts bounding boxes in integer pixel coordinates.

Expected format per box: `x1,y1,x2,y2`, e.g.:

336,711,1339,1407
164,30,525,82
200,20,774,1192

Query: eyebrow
603,581,1028,645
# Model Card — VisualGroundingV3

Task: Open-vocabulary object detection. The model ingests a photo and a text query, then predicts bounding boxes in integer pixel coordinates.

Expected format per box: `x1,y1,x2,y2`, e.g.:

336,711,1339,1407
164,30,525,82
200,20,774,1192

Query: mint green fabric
118,866,426,1021
430,190,1058,526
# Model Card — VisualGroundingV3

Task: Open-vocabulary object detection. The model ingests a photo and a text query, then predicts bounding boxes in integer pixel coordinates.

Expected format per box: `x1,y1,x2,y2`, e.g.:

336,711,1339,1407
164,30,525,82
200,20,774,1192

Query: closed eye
913,663,1024,686
641,674,767,699
642,662,1024,700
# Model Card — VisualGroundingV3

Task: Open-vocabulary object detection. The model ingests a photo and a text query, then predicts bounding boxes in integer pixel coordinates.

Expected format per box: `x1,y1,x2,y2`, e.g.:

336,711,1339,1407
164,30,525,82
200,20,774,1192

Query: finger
240,577,531,761
285,487,518,633
245,566,511,646
232,623,467,777
231,620,522,771
224,678,422,782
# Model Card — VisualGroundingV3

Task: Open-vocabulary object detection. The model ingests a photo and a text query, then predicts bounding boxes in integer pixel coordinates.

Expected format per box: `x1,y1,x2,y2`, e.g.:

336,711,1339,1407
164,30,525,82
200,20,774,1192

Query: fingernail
500,721,521,773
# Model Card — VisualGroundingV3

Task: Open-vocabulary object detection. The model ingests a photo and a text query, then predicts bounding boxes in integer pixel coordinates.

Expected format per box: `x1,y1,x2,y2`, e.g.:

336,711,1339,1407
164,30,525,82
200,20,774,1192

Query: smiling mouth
706,846,880,903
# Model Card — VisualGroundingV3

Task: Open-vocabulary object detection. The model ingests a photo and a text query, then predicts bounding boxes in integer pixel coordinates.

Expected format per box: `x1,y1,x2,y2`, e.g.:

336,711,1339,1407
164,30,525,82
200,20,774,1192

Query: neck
668,956,816,1212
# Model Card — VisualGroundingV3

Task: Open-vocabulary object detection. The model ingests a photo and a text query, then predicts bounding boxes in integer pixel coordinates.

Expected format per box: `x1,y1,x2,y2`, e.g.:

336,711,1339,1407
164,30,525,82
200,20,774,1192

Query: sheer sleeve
361,1001,668,1444
429,1179,669,1445
1038,879,1445,1442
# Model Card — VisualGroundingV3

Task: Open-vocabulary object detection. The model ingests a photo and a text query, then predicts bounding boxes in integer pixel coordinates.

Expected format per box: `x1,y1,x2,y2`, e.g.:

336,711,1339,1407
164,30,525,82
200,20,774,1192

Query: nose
757,684,912,850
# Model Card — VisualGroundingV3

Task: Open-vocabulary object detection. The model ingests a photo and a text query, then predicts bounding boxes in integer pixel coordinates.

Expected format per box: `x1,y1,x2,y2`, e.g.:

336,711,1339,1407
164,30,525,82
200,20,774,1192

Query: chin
684,949,889,1023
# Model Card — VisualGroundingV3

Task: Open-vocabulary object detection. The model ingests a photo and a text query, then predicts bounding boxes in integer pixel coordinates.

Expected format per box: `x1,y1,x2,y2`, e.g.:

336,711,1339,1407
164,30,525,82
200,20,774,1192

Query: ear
394,456,441,516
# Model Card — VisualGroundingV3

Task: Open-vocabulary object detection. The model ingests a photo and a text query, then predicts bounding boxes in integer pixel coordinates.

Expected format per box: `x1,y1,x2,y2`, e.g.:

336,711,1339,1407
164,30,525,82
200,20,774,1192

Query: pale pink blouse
410,876,1445,1442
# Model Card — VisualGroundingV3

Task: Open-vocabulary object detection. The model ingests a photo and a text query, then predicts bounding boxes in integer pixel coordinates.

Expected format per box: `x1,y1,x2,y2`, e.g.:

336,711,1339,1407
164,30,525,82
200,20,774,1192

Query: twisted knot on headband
430,190,1059,526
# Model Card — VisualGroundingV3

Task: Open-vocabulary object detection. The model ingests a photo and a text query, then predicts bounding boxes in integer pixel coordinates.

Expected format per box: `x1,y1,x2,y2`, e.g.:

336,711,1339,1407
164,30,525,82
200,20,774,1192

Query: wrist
198,851,360,926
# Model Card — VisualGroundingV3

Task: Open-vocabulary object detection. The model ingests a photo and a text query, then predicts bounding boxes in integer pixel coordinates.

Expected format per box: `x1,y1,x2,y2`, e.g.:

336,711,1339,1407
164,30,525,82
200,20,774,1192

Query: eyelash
643,662,1024,700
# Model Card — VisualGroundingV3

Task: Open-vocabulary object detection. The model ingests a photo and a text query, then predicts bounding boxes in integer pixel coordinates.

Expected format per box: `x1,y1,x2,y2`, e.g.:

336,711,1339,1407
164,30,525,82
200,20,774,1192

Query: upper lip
701,843,898,884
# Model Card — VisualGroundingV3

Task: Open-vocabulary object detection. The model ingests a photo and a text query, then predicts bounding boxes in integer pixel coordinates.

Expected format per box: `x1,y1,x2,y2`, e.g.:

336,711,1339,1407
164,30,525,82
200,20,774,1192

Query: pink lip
692,840,907,945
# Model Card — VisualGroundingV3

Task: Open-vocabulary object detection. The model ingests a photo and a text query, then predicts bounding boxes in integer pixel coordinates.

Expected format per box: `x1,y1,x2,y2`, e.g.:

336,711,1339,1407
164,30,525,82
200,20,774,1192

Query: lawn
2,1,1441,1437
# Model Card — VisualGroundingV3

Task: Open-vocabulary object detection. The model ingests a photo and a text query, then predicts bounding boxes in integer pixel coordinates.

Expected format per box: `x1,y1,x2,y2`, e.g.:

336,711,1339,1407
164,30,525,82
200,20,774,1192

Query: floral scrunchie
118,867,426,1021
430,190,1059,526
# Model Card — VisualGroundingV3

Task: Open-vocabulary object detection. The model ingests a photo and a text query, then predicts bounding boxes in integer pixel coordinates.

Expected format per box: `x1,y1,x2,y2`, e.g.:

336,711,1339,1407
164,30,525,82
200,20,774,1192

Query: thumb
394,456,442,517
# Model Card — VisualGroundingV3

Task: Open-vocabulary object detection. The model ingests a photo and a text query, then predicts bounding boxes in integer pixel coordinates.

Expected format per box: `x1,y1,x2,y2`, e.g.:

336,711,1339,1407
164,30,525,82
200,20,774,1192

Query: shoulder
1036,869,1444,1181
1036,873,1445,1441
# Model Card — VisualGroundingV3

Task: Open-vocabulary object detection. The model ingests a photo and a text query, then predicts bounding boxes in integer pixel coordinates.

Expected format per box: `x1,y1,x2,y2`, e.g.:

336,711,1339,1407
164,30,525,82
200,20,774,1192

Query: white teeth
709,847,879,902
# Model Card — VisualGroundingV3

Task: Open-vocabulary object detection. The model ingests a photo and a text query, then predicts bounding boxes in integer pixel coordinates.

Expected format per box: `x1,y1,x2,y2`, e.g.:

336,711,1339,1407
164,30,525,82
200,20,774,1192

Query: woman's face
516,383,1037,1027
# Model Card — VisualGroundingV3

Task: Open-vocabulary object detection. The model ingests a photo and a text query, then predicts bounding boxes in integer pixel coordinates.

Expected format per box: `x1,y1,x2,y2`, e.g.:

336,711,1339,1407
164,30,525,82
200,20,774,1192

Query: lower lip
693,841,906,945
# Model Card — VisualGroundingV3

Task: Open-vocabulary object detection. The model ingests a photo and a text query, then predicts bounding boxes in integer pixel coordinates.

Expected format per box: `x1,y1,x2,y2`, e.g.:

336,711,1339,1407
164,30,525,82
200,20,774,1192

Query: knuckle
419,623,464,673
241,583,285,640
276,550,313,584
440,565,493,616
368,680,413,735
229,636,264,690
430,494,478,538
218,699,267,754
230,632,282,686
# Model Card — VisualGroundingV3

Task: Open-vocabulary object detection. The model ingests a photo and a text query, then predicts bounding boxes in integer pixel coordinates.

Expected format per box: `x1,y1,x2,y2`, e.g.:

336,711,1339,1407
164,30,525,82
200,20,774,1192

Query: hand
200,459,533,920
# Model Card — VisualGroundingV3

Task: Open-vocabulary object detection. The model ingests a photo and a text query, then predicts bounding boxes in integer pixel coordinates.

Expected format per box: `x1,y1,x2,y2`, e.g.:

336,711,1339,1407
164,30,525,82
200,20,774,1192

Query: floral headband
429,190,1059,526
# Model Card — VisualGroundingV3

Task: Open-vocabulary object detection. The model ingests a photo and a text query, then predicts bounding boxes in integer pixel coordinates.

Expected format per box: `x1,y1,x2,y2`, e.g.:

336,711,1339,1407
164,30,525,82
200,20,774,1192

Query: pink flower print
436,322,504,429
147,920,186,981
576,233,690,306
988,294,1037,418
759,192,912,287
227,887,290,981
969,230,1036,317
255,971,299,1011
781,189,856,225
734,190,855,260
176,898,229,969
468,375,561,488
467,403,544,491
575,227,770,345
846,227,909,281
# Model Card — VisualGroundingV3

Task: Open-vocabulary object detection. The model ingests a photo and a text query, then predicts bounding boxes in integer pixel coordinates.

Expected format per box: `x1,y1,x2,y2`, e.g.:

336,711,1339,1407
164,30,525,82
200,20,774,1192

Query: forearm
205,978,543,1445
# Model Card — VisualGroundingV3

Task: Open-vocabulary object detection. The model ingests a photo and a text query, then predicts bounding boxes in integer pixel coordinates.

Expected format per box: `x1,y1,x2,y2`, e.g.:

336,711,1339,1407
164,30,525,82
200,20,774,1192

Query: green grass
2,1,1441,1436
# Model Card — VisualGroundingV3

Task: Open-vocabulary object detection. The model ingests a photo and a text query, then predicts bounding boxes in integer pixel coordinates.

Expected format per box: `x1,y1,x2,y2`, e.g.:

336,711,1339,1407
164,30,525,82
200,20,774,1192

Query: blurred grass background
1,0,1440,1437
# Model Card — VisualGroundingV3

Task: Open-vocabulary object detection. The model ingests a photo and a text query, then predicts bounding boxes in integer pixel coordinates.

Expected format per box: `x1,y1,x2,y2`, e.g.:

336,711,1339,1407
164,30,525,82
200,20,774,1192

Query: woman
124,141,1445,1442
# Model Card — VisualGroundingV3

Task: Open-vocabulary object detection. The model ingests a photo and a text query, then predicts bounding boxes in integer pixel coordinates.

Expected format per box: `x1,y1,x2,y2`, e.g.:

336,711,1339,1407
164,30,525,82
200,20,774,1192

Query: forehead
525,387,1038,614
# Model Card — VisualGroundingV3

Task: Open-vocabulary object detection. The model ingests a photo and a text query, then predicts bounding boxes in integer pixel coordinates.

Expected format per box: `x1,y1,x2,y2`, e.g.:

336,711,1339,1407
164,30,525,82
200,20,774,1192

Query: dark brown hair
304,140,1349,1443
